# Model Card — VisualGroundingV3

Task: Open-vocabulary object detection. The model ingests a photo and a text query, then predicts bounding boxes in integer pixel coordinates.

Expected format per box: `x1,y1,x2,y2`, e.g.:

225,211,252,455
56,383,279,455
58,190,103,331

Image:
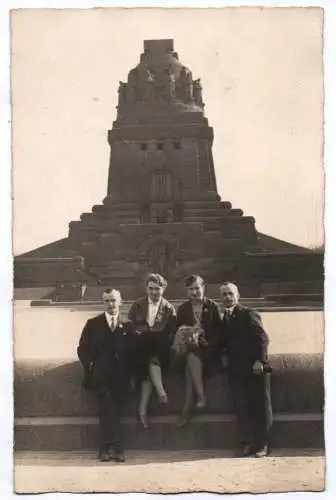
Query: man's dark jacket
77,313,136,394
220,304,270,375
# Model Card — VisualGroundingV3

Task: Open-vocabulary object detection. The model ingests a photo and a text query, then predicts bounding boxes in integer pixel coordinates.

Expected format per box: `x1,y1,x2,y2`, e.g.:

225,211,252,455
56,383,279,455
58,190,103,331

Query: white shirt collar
220,305,235,319
105,311,119,326
148,297,161,307
225,306,235,313
147,298,161,327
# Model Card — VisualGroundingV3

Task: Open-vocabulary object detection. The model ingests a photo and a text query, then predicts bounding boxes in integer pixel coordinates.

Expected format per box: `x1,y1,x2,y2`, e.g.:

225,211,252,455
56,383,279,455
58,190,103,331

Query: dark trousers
228,372,273,448
95,389,124,452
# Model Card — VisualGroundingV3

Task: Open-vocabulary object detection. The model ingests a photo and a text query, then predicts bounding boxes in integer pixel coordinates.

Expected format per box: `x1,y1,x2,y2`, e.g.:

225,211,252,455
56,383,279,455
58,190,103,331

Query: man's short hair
102,288,122,300
146,273,168,288
220,282,240,297
185,275,205,288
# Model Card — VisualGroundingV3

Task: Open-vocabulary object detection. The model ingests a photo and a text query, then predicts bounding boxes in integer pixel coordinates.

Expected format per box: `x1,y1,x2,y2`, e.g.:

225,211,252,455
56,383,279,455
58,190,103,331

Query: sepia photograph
12,6,325,494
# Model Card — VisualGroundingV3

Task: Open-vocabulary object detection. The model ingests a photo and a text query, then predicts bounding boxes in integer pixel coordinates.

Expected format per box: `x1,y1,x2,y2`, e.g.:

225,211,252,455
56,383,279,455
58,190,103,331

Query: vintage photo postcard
12,7,324,494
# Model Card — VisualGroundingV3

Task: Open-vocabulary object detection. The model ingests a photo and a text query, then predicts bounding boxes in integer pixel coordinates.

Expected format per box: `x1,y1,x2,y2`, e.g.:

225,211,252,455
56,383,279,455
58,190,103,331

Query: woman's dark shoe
158,393,169,405
176,411,192,428
195,395,207,410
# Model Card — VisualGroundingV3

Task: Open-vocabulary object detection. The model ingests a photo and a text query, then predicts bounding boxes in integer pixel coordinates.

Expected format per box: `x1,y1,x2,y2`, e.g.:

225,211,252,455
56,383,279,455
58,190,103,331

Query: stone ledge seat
14,353,324,451
14,353,323,418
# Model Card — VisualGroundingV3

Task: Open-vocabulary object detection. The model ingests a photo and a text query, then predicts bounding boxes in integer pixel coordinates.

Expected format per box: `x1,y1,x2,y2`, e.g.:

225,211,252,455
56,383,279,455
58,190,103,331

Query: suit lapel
142,297,149,323
100,313,111,332
153,297,165,327
186,300,195,325
113,321,127,344
201,297,210,323
232,303,243,320
225,304,243,330
102,312,124,334
134,297,149,325
92,313,111,344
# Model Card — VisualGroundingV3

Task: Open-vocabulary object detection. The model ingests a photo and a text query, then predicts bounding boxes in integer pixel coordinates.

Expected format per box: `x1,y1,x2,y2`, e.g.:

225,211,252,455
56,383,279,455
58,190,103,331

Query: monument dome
116,39,205,125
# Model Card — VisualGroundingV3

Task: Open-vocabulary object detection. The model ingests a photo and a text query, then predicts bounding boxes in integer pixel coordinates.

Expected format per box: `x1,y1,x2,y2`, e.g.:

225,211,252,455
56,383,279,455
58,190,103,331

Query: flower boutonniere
203,307,208,314
155,312,163,323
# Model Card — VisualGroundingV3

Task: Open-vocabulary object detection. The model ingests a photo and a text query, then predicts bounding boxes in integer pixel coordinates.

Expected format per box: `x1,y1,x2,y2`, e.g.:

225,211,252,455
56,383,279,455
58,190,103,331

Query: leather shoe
242,444,256,457
115,451,126,463
255,445,269,458
158,393,169,405
99,450,113,462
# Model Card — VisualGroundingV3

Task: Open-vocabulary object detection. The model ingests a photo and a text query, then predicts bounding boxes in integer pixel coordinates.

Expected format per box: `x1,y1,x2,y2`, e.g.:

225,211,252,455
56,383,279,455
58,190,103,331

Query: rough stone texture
14,351,324,451
14,354,324,418
14,39,323,298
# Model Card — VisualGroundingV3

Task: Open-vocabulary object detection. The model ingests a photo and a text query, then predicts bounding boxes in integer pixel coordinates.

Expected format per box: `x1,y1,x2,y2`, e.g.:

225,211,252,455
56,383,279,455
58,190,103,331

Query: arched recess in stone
142,169,182,202
140,169,184,223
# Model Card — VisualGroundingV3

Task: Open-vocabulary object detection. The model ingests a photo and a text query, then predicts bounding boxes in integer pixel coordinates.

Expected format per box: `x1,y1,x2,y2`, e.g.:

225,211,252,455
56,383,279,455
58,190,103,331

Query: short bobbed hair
184,275,205,288
146,273,168,289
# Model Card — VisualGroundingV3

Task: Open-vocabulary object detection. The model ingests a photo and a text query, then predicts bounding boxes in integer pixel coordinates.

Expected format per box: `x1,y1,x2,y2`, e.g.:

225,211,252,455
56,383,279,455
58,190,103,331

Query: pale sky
11,7,324,255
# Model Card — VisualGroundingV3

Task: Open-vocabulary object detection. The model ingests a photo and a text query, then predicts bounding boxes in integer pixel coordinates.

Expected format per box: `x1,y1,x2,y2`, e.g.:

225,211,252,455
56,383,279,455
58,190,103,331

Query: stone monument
15,39,323,300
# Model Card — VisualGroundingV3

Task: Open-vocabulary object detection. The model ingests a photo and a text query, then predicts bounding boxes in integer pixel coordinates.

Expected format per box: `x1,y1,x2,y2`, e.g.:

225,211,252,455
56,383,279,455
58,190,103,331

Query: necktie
224,309,231,322
110,316,116,331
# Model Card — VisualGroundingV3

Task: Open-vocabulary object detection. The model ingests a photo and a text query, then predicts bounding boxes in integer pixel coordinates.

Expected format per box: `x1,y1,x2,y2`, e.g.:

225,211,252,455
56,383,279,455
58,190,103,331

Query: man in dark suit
219,282,273,458
77,288,135,462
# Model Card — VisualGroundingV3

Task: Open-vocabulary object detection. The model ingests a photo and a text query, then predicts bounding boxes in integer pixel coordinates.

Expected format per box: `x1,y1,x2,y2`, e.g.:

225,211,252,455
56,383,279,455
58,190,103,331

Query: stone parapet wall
14,353,324,450
14,354,323,419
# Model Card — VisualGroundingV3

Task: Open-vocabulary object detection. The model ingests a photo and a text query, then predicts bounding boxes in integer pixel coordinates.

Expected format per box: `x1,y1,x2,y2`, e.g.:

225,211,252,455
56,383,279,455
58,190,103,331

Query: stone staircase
29,292,322,312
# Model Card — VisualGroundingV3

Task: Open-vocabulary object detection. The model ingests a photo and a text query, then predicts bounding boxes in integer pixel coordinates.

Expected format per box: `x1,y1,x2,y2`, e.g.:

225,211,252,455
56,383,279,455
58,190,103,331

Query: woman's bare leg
176,363,195,427
183,363,194,414
187,352,206,408
149,359,168,403
138,378,153,428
